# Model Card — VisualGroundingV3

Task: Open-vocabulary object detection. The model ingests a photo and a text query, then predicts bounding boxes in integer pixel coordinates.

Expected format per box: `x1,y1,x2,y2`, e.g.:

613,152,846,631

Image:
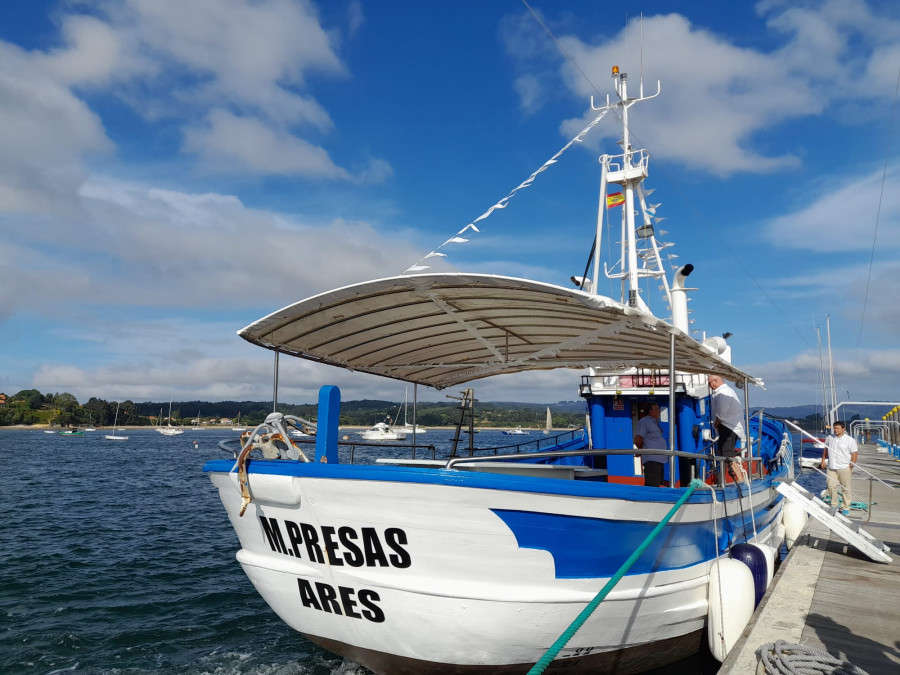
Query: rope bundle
755,640,869,675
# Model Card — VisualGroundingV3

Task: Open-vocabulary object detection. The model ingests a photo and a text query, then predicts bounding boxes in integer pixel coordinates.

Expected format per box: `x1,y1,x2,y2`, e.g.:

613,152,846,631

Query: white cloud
37,15,123,86
762,167,900,252
0,0,387,201
746,346,900,407
502,2,900,176
183,109,351,178
0,42,113,213
347,1,365,38
111,0,344,125
0,177,425,317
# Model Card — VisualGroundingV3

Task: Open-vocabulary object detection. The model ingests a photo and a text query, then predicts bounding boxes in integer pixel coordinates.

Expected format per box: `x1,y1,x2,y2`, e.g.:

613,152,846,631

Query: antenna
640,12,644,98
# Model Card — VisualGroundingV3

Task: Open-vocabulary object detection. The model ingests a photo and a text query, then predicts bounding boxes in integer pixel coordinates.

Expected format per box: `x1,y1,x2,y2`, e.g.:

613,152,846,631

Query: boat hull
303,628,703,674
206,462,784,673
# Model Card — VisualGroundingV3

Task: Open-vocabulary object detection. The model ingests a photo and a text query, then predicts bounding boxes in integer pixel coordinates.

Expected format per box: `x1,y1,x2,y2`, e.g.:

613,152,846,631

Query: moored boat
105,401,128,441
359,421,406,441
204,65,793,674
800,438,826,468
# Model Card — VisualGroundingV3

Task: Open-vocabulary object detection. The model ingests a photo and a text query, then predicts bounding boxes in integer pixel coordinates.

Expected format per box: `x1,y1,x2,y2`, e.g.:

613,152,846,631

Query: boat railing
469,428,584,456
605,148,649,175
446,446,770,488
218,436,438,462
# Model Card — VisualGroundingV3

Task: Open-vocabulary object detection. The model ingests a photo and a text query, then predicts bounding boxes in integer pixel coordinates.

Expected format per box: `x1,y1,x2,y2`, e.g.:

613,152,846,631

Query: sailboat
105,401,128,441
544,406,552,434
204,65,793,673
231,411,248,432
397,386,426,434
157,398,184,435
84,412,97,432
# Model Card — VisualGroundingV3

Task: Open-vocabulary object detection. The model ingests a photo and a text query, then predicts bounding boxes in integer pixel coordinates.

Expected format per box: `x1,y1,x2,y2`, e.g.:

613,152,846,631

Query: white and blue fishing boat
205,66,795,674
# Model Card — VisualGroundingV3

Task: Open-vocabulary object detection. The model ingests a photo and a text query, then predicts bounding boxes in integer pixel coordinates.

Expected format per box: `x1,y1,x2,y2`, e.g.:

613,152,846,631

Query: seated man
634,402,668,487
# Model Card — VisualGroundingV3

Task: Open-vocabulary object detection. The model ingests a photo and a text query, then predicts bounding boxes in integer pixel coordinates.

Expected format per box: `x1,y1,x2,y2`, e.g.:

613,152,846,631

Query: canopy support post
744,375,752,477
668,332,676,487
272,349,280,413
412,383,418,445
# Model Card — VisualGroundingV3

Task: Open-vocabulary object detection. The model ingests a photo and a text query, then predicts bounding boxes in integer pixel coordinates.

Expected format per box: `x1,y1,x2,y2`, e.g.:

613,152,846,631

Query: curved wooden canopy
238,273,757,389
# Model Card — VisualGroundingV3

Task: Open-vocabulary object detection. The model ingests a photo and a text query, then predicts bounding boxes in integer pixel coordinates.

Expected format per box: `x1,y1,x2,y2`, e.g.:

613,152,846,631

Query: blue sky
1,0,899,409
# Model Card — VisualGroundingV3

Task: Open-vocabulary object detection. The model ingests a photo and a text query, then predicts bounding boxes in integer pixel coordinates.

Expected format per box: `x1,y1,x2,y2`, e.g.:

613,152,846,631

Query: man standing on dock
820,420,858,515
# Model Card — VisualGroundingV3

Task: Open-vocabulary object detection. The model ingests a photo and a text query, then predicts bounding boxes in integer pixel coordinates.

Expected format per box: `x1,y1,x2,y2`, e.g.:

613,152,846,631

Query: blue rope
527,479,703,674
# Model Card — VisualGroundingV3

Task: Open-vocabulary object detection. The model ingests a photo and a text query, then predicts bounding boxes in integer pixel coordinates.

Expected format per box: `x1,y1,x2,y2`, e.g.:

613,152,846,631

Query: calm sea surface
1,428,823,674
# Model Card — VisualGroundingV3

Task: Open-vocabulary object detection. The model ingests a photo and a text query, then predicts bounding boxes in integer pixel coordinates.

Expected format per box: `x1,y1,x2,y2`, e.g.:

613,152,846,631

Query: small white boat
105,402,129,441
799,440,825,469
43,430,57,434
501,426,529,436
360,421,406,441
156,398,184,435
543,406,552,434
397,387,426,434
231,411,248,432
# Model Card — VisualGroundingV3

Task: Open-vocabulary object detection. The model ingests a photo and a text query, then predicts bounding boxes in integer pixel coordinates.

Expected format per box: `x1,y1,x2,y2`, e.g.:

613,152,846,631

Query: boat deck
720,443,900,673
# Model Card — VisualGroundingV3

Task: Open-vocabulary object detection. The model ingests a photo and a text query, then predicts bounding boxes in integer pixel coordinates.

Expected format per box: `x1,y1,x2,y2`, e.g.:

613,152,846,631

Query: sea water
0,428,821,674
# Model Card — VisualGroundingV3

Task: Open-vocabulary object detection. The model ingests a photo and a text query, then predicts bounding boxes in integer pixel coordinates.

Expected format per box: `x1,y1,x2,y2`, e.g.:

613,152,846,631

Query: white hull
105,434,129,441
208,466,783,673
157,427,184,436
360,423,406,441
360,430,406,440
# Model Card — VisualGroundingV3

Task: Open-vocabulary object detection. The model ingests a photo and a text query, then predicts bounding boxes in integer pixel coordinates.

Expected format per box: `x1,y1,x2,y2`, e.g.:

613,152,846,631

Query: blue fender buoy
731,543,768,607
747,542,776,590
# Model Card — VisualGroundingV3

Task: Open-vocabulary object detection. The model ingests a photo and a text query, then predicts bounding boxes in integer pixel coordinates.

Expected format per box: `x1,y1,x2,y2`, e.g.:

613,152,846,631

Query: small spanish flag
606,191,625,208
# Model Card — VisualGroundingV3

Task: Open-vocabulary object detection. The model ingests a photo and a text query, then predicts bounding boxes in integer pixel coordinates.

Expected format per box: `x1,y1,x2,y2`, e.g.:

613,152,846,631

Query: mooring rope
527,479,702,675
755,640,870,674
698,480,728,658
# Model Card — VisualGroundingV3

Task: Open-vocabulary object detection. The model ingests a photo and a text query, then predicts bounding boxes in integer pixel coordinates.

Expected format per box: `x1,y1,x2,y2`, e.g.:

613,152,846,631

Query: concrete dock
720,444,900,674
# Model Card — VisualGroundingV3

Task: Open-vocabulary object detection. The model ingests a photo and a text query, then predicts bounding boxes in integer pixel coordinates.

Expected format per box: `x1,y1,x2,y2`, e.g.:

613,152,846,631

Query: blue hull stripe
203,458,788,504
491,497,782,579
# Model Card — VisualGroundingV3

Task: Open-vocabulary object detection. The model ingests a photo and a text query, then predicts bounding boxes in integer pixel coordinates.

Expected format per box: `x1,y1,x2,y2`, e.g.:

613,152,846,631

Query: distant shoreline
5,424,546,432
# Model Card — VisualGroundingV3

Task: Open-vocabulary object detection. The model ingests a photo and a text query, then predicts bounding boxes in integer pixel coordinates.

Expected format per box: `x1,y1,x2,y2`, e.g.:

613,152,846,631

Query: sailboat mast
816,325,828,433
826,314,837,427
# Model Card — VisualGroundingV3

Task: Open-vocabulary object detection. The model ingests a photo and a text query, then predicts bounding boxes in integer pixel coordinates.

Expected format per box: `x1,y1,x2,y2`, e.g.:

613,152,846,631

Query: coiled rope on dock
755,640,870,675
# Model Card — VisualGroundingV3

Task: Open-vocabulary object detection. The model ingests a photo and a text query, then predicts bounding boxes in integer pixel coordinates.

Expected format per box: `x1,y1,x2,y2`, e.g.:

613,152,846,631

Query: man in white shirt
820,420,858,515
708,375,746,482
633,402,668,487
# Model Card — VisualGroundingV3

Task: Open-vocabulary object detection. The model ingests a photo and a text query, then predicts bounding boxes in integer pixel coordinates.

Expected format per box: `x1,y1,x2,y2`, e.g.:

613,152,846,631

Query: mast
826,314,837,427
816,325,828,433
590,67,680,322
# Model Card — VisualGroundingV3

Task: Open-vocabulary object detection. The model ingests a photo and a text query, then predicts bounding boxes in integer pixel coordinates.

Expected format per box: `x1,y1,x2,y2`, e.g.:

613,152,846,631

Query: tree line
0,389,587,429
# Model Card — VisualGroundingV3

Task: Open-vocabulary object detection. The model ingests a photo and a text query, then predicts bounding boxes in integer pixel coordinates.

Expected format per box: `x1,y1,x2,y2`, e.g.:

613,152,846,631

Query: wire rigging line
854,65,900,365
521,0,604,99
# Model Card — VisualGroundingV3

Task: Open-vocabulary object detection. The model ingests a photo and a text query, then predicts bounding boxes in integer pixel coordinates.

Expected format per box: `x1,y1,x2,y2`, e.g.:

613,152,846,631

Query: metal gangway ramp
776,478,893,563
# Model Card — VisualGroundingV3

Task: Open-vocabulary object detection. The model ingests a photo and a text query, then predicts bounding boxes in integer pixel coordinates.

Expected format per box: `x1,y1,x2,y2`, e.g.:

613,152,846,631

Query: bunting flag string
401,107,611,274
